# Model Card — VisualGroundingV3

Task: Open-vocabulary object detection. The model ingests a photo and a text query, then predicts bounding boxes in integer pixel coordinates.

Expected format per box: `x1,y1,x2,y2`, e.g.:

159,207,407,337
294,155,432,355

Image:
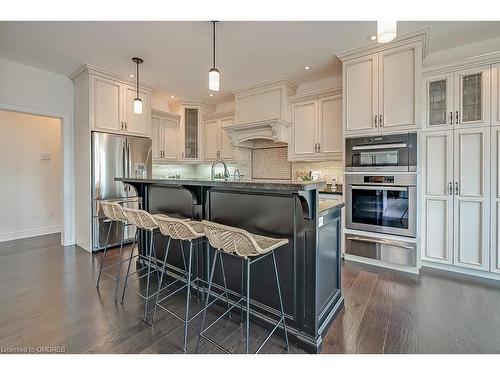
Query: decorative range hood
224,118,290,147
225,77,298,148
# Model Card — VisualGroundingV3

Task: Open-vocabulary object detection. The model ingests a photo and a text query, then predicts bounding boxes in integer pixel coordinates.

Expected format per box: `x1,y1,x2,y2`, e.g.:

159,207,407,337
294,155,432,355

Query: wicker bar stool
196,220,290,354
120,207,161,323
96,201,130,302
151,216,232,352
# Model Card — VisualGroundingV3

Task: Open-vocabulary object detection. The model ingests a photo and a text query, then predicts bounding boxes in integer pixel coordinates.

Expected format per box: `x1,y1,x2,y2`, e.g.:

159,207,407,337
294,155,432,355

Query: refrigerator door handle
122,142,127,196
126,140,131,193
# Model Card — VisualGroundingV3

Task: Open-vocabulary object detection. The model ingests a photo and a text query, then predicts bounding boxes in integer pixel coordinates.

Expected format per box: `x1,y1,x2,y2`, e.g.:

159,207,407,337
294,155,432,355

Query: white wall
0,57,75,245
0,110,62,241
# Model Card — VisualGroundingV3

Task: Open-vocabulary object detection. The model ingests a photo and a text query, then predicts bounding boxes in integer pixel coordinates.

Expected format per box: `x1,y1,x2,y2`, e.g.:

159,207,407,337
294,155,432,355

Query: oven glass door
351,143,408,169
351,185,409,231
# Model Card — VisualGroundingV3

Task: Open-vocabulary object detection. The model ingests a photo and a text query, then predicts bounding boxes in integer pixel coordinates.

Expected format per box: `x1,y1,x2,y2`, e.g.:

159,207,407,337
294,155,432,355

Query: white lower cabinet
422,127,490,271
491,127,500,273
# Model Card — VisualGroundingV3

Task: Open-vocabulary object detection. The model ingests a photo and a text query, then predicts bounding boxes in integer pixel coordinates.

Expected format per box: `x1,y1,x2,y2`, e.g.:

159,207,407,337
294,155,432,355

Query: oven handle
350,185,409,192
351,143,407,151
346,236,414,250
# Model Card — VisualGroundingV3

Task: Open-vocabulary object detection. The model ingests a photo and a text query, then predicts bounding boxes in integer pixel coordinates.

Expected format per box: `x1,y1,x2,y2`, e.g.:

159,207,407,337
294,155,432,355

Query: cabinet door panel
453,128,490,270
292,101,317,157
344,54,378,133
318,96,342,156
163,117,178,160
454,66,490,127
93,76,122,132
204,119,219,161
124,85,150,136
151,115,162,160
379,45,419,130
491,127,500,273
184,108,199,160
220,117,235,160
423,73,454,131
492,64,500,126
422,131,454,264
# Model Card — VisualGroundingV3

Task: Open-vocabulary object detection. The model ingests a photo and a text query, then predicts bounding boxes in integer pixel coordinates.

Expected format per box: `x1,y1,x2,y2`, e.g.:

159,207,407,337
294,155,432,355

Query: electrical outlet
49,210,55,218
41,152,51,160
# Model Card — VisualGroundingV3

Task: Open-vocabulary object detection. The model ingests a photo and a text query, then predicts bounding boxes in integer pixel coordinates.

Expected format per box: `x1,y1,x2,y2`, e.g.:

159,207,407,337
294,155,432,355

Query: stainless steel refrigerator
91,132,152,251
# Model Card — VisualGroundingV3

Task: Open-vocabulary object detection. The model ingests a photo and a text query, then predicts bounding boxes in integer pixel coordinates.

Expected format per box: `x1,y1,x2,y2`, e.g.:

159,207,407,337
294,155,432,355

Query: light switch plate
41,152,51,160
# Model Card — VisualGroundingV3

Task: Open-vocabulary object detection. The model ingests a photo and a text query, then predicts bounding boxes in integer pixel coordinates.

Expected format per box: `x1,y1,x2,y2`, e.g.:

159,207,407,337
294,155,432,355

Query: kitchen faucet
233,168,241,180
211,159,230,180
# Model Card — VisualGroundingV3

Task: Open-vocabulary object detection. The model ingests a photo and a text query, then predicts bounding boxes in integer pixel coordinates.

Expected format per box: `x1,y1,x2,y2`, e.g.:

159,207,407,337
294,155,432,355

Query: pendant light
377,21,397,43
132,57,144,114
209,21,220,91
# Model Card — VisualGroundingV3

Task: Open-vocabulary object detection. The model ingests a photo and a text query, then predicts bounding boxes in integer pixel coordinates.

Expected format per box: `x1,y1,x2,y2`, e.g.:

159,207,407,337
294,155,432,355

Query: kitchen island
117,177,344,353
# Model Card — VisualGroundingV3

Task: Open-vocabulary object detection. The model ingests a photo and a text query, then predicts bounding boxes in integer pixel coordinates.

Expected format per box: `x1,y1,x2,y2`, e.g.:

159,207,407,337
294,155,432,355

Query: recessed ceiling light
170,95,175,98
304,66,310,70
129,74,134,78
209,93,214,97
369,35,377,41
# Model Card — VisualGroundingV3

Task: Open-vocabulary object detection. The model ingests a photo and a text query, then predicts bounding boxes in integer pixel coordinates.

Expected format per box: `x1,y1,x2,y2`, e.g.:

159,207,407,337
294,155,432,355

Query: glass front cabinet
424,66,491,130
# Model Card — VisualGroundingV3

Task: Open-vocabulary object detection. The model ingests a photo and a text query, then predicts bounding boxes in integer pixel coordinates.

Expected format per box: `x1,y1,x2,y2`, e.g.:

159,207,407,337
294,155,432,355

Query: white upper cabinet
454,66,490,128
424,66,491,130
204,119,219,161
493,64,500,126
151,110,180,161
292,101,317,157
344,53,379,134
289,89,342,161
423,73,454,130
92,76,123,133
378,44,420,130
342,39,422,135
90,73,151,137
219,117,235,160
318,95,342,156
124,85,150,136
203,113,248,162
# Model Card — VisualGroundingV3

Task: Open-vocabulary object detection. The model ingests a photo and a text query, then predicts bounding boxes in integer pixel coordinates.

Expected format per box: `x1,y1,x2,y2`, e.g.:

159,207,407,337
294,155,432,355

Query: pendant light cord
212,21,216,69
136,60,139,97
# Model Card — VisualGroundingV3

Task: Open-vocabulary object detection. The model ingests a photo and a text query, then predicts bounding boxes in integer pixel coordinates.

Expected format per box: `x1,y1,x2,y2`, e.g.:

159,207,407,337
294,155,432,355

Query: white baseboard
422,261,500,281
0,225,61,243
344,253,420,275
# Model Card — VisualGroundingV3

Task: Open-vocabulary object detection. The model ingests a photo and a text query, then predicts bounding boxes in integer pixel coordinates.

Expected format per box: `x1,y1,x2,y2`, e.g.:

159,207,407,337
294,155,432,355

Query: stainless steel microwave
345,133,417,172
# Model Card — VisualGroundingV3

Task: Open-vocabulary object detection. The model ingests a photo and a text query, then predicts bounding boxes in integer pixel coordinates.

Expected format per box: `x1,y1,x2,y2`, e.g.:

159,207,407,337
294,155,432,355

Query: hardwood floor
1,233,499,354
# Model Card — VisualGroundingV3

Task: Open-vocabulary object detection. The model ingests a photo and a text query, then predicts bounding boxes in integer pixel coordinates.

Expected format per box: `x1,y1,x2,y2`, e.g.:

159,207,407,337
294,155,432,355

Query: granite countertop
319,190,343,195
318,200,345,213
116,177,326,192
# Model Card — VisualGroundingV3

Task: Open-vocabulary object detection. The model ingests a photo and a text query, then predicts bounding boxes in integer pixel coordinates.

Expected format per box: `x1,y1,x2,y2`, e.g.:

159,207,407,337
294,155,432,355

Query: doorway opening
0,109,64,243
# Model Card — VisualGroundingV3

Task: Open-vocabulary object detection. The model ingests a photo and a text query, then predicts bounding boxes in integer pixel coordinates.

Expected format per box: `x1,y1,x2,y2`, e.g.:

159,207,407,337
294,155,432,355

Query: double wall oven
344,133,418,268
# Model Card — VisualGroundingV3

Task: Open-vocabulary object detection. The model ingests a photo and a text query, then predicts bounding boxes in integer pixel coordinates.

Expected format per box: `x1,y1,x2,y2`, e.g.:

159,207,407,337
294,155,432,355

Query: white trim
344,253,419,275
0,103,75,247
288,87,342,104
231,76,298,96
422,261,500,282
69,64,154,91
0,225,61,243
423,51,500,77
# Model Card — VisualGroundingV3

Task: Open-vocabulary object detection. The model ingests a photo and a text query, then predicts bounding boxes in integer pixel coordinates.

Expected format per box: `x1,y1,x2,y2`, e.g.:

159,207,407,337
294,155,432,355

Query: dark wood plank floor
1,233,499,354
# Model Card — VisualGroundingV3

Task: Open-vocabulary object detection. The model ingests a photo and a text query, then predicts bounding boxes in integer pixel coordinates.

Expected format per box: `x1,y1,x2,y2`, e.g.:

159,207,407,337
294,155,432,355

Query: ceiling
1,21,500,105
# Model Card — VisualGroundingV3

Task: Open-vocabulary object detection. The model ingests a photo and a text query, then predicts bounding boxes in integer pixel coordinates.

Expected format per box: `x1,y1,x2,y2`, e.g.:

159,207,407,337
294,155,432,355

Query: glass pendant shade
377,21,397,43
209,68,220,91
133,98,143,114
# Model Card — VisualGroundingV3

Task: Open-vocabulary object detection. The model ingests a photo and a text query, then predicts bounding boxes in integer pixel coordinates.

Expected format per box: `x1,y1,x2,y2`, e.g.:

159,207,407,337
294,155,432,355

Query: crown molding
423,50,500,77
69,64,154,91
336,28,430,62
288,86,342,103
152,109,180,120
203,109,235,120
231,76,299,96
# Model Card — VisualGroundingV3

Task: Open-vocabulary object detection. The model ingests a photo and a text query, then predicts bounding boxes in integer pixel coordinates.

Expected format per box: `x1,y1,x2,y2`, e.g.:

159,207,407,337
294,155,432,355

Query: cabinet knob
318,143,321,153
448,182,453,195
454,181,459,195
379,115,383,127
455,111,459,125
374,115,378,127
449,112,453,126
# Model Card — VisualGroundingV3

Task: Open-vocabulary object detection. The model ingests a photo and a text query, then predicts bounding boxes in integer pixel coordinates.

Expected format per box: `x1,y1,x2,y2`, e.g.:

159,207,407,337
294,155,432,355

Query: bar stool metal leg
96,220,113,289
151,237,171,325
219,254,232,320
246,258,250,354
240,258,244,324
120,229,139,304
272,250,289,350
143,230,155,323
113,221,125,302
182,242,193,352
196,251,218,353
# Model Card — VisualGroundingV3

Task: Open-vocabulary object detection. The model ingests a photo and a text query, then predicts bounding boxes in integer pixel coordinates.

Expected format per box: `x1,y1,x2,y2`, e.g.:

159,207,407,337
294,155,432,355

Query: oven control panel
363,176,394,184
